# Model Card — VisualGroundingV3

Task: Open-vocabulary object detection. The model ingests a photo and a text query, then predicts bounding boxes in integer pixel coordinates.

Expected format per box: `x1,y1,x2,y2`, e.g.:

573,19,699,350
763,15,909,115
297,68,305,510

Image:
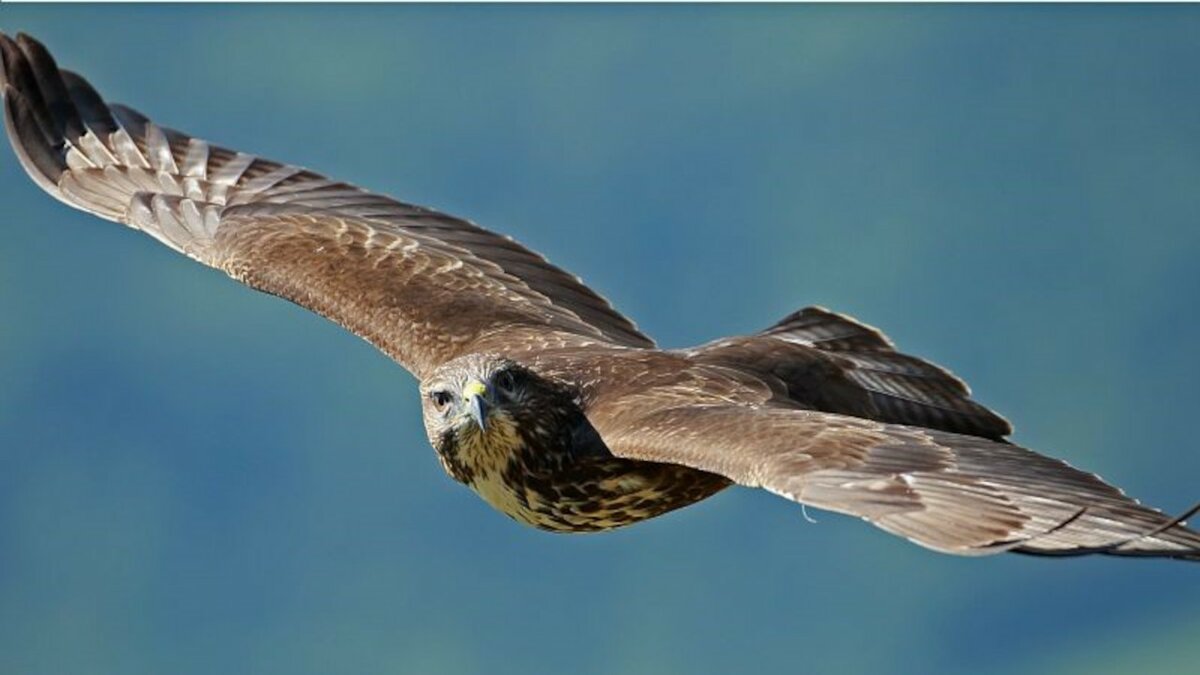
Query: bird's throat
439,411,525,486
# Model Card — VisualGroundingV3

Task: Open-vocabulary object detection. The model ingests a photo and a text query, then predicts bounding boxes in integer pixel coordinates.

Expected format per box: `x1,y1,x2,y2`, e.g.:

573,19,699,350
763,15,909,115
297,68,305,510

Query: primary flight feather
4,32,1197,560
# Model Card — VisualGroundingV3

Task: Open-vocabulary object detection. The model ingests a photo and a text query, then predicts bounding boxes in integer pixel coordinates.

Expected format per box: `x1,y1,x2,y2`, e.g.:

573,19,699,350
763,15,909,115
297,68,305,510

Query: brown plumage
4,32,1198,560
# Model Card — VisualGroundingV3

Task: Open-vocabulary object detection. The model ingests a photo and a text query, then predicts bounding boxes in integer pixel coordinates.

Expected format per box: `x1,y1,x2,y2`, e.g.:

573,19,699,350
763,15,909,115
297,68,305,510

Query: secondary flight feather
4,32,1197,561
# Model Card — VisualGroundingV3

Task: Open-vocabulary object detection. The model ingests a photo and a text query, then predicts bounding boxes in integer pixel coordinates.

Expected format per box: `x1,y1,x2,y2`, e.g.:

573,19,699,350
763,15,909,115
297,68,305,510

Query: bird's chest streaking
436,410,727,532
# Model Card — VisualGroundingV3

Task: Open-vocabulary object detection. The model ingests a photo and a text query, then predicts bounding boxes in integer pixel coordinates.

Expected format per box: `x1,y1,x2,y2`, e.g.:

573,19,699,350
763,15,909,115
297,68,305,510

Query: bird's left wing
578,360,1200,560
1,33,652,379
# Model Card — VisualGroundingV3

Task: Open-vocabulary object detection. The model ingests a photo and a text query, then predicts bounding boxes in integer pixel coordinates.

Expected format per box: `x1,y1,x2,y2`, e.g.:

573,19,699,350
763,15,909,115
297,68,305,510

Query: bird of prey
3,32,1197,561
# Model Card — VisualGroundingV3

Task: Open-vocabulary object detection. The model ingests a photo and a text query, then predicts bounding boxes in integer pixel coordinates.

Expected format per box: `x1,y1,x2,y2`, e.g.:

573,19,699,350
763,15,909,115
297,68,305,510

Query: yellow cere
463,380,489,399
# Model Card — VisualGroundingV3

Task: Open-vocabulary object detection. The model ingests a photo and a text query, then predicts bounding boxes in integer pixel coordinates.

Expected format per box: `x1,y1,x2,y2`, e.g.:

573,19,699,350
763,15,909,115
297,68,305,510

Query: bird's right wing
1,33,652,380
577,357,1200,560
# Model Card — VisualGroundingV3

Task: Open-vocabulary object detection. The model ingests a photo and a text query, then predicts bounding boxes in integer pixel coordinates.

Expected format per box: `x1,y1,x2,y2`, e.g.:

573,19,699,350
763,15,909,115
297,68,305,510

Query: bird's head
419,353,553,482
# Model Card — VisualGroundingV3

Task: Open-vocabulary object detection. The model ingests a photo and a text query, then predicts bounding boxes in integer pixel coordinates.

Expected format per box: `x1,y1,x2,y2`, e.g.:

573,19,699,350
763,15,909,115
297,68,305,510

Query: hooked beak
463,379,490,432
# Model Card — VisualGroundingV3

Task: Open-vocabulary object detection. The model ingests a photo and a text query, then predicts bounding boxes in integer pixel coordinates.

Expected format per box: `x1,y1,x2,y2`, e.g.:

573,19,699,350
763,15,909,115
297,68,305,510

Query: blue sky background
1,5,1198,675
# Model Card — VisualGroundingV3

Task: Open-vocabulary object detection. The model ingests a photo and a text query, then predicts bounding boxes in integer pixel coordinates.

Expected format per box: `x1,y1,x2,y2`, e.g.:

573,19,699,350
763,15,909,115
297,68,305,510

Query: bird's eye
430,390,453,412
495,369,517,395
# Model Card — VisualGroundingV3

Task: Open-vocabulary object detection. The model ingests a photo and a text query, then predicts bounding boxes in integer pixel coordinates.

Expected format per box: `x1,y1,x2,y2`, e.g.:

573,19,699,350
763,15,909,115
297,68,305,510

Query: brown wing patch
569,351,1200,560
1,32,651,379
212,207,638,378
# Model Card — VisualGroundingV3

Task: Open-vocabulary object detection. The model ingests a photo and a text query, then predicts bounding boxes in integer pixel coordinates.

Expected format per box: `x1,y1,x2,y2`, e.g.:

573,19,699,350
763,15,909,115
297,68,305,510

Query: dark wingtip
109,103,151,138
60,69,118,137
3,81,66,188
14,32,41,50
0,32,19,90
13,31,83,144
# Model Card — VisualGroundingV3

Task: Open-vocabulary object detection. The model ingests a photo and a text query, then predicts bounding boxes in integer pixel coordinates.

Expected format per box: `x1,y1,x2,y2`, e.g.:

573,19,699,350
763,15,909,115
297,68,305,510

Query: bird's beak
463,379,490,432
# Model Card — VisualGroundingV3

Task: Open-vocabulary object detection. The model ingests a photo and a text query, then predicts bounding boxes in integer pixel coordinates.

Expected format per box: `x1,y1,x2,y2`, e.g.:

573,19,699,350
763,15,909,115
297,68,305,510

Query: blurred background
1,4,1198,674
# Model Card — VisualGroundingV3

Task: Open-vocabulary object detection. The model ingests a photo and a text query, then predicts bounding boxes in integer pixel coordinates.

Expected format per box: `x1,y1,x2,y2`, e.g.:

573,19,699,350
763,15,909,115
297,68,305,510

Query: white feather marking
436,259,464,273
181,139,209,178
182,177,205,201
203,206,221,238
120,167,164,195
180,199,206,239
65,147,94,171
109,128,150,168
155,172,184,197
144,123,178,173
100,165,142,195
59,173,125,220
208,183,229,205
126,195,152,232
77,131,118,167
151,195,190,248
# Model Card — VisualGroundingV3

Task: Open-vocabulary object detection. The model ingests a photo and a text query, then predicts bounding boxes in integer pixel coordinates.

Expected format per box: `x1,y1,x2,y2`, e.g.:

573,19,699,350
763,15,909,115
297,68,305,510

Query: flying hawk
3,32,1197,561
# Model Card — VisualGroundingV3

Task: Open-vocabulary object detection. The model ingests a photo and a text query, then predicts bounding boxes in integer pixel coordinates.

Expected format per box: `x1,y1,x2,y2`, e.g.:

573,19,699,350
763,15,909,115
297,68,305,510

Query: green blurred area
1,5,1198,675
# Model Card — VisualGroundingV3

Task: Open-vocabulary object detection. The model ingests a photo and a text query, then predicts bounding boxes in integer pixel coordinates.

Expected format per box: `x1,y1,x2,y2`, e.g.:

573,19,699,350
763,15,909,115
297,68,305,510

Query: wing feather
1,32,651,378
692,306,1012,439
566,351,1200,560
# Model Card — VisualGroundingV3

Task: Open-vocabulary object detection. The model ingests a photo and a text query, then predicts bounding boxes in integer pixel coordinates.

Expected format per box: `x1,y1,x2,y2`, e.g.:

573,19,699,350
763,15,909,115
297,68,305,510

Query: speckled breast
471,455,731,532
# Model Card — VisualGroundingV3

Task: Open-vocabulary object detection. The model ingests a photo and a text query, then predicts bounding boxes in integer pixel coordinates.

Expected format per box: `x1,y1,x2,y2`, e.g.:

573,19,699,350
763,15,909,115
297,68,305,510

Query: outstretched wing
571,353,1200,560
0,33,651,379
689,306,1013,440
